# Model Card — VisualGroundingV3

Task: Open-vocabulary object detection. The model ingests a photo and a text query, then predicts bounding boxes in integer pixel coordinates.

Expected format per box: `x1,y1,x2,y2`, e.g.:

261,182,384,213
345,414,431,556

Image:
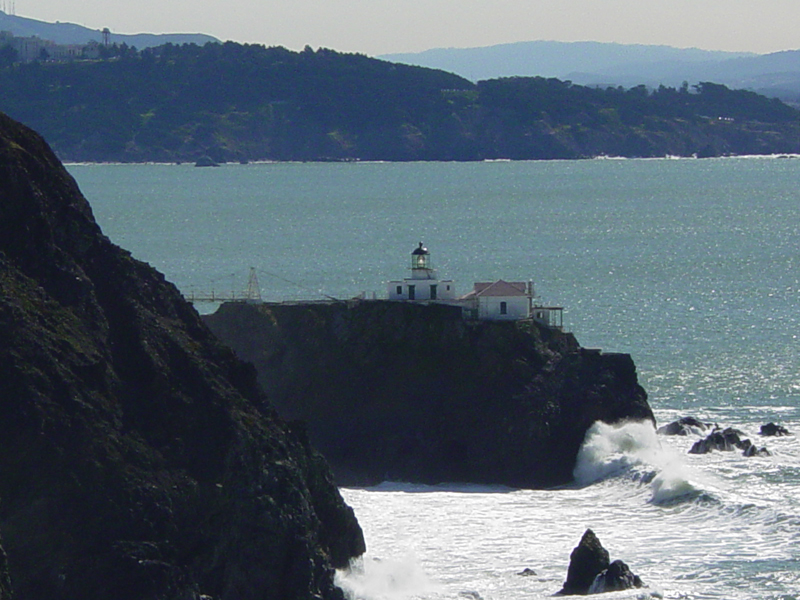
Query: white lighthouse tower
387,243,456,302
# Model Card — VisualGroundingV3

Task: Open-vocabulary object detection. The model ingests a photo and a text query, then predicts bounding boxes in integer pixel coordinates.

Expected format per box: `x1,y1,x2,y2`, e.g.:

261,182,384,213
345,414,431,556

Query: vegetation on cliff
0,41,797,162
204,301,654,489
0,111,364,599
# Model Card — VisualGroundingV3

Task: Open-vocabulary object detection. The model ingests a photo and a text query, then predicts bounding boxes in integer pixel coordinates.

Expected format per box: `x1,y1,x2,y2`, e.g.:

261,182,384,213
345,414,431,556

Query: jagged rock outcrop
0,112,364,599
588,560,644,594
657,416,712,436
558,529,644,596
761,422,791,436
742,441,771,457
203,300,654,488
689,427,744,453
689,427,770,457
558,529,610,595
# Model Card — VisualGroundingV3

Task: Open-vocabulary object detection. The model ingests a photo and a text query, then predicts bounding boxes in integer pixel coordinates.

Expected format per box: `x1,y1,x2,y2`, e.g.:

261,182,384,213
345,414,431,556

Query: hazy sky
10,0,800,55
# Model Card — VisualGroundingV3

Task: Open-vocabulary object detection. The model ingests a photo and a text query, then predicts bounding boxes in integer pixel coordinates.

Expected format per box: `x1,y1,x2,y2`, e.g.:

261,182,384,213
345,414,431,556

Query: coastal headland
1,42,798,163
204,300,654,488
0,111,364,598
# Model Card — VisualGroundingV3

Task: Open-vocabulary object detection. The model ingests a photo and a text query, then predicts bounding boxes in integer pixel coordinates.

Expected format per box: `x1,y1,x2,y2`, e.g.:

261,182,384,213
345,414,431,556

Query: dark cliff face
203,301,654,489
0,112,364,599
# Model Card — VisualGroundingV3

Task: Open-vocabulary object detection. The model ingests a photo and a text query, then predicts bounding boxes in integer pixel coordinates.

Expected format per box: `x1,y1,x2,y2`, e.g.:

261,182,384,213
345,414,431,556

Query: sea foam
573,420,712,504
573,420,663,485
336,554,442,600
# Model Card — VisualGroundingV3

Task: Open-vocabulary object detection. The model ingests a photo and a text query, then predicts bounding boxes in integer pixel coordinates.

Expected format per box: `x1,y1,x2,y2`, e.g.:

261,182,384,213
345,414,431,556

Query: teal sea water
69,158,800,599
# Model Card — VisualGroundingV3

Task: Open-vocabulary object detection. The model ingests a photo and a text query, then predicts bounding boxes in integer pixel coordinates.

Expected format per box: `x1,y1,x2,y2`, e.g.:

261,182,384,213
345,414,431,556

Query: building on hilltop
0,30,53,62
0,30,99,63
459,280,533,320
387,242,456,302
458,279,563,326
386,243,564,326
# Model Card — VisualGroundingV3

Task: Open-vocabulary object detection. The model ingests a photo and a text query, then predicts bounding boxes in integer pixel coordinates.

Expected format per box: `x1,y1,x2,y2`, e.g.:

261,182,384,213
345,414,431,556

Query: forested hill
1,41,798,162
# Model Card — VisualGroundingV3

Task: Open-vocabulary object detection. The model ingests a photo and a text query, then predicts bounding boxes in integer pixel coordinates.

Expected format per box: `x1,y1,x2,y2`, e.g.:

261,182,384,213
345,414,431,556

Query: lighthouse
411,242,432,274
387,243,456,302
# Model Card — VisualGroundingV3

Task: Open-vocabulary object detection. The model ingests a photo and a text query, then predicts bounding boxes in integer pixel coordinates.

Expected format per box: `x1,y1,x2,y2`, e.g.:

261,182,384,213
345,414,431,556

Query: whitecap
573,420,663,486
336,554,442,599
573,420,721,504
648,463,711,505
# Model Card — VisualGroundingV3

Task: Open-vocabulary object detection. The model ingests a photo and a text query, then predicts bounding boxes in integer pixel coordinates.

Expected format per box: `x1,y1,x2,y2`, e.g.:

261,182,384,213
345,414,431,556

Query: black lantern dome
411,242,431,271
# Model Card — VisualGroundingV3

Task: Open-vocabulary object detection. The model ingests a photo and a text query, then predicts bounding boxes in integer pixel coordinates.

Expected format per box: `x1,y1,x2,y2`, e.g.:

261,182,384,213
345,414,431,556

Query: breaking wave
336,554,441,600
573,420,716,504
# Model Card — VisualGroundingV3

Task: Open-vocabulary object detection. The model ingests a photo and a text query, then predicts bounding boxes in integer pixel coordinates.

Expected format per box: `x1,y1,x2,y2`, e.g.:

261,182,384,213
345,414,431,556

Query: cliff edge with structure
0,111,364,600
204,300,654,488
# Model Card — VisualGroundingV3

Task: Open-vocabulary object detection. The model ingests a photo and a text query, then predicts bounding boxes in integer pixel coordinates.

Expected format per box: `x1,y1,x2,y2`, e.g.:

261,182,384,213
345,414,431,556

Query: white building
458,280,564,325
387,243,456,302
459,280,532,320
386,243,563,327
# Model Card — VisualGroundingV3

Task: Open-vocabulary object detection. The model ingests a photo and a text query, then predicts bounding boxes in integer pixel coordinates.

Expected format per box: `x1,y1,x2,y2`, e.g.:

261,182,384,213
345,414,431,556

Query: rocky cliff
0,112,364,599
204,301,654,488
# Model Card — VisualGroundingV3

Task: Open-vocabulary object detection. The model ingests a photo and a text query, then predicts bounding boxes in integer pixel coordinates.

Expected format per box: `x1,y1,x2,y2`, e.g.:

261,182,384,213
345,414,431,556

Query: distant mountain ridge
0,9,217,48
381,41,754,80
379,41,800,104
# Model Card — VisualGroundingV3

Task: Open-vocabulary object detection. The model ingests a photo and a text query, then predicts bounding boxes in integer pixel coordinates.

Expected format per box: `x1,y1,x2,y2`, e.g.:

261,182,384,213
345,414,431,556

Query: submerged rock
204,301,654,488
0,112,364,599
761,422,791,437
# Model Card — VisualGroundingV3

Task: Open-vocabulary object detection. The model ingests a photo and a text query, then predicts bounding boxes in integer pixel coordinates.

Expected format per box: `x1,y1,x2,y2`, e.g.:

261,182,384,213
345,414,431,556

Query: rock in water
743,443,771,457
689,427,743,453
559,530,644,595
657,416,712,436
690,427,770,457
588,560,644,594
559,529,610,595
761,422,790,436
0,112,365,598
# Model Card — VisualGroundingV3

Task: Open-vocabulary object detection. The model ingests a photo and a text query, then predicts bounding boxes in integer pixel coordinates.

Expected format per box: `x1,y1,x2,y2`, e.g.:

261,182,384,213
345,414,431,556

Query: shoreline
63,153,800,167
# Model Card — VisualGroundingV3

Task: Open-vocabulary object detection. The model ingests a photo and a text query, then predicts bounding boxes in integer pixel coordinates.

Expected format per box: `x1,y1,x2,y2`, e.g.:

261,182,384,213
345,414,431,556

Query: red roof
460,280,529,299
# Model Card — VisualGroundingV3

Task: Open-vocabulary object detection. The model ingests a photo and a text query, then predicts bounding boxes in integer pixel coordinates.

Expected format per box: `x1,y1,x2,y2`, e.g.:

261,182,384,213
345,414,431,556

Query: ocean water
69,158,800,599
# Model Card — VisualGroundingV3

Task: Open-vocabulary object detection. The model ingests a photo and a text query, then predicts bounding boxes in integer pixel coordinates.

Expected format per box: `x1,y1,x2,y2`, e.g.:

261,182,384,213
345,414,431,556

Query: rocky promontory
0,112,364,598
204,300,654,488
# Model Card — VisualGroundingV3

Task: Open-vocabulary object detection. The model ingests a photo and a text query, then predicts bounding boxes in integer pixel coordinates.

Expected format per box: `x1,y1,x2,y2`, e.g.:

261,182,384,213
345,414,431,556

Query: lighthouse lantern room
411,242,432,273
388,243,456,302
